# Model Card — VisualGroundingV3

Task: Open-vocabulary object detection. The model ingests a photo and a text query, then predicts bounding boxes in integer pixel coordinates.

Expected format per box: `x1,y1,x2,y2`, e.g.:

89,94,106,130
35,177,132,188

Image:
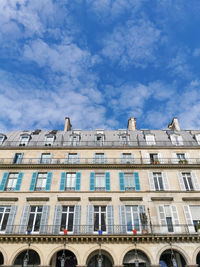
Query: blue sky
1,0,200,131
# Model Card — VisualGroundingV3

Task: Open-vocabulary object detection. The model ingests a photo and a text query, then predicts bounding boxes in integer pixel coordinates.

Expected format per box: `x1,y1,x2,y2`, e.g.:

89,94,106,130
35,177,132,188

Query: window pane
27,214,34,230
158,177,164,190
101,213,106,231
94,213,99,231
60,214,67,231
1,213,9,231
166,217,173,232
68,213,74,231
34,213,42,232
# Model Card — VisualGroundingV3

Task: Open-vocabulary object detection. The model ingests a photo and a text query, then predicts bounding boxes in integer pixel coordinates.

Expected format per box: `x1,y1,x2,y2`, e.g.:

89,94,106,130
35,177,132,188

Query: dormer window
145,134,156,145
0,135,5,145
96,135,104,146
120,135,129,146
195,134,200,145
71,135,80,146
45,135,55,146
170,134,183,146
19,135,30,146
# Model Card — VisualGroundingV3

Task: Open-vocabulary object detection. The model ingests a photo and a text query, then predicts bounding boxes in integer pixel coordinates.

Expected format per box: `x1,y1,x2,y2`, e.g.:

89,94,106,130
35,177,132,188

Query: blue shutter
15,172,24,191
60,172,66,191
0,172,8,191
75,172,81,191
105,172,110,191
29,172,37,191
90,172,95,191
134,172,140,191
119,172,125,191
45,172,52,191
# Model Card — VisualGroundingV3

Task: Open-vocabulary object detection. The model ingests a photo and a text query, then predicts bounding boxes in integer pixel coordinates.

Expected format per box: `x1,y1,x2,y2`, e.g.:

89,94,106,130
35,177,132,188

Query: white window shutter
158,153,163,164
65,153,69,163
107,205,114,234
74,205,81,234
183,206,196,233
185,153,191,164
119,205,127,234
178,172,185,191
172,153,178,164
157,206,168,233
171,206,181,233
86,205,94,234
162,172,170,190
149,172,155,191
191,172,200,190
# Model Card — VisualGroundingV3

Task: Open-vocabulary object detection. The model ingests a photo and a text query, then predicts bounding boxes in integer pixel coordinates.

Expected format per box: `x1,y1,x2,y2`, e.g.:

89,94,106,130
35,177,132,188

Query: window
125,206,141,232
13,153,23,164
195,134,200,145
124,173,135,191
5,173,18,191
19,135,30,146
60,206,74,232
94,153,106,164
153,172,164,191
40,153,52,164
182,173,194,191
94,206,106,232
45,135,55,146
158,205,180,233
65,173,76,191
170,134,183,146
95,173,105,191
189,206,200,232
71,135,79,146
120,135,129,146
0,135,5,145
0,206,10,232
67,153,79,164
27,206,43,233
35,173,47,191
149,153,158,164
96,135,104,146
145,134,156,145
121,153,133,164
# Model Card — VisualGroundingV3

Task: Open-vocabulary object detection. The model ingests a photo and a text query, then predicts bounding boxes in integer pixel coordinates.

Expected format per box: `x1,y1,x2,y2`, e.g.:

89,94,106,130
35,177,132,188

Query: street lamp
97,238,103,267
23,240,30,267
170,242,177,267
134,242,139,267
58,240,66,267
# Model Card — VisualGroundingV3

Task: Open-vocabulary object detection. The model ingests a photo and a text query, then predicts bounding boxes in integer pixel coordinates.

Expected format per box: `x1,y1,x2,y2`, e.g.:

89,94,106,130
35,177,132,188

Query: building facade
0,117,200,267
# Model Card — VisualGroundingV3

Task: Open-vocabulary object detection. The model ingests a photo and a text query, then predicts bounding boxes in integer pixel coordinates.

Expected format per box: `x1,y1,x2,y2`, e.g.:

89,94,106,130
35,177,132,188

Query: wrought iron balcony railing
1,224,198,235
0,158,199,165
0,140,199,148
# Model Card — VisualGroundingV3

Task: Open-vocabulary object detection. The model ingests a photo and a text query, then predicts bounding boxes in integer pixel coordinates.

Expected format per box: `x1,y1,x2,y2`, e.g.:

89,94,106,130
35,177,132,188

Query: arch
0,246,7,265
83,245,117,265
11,245,43,265
120,246,153,265
0,251,4,265
192,247,200,264
156,245,189,265
13,249,40,266
47,246,80,266
50,249,77,267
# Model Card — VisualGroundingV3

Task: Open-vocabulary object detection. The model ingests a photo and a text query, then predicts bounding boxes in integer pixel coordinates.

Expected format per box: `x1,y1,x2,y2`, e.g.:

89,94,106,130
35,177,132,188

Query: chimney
64,117,72,131
127,117,137,131
168,117,180,131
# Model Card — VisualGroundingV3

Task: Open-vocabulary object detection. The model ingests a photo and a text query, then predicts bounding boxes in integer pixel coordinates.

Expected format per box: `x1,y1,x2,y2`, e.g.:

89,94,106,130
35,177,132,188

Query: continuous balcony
0,140,199,148
0,158,199,166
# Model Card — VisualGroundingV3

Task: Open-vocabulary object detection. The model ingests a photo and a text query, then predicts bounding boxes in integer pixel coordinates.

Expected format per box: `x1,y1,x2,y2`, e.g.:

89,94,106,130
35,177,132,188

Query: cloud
101,19,161,68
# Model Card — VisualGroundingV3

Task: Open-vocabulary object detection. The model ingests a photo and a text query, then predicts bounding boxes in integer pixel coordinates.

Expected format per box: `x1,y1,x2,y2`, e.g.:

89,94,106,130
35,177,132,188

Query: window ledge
88,197,112,201
120,197,143,201
0,197,18,201
151,197,173,201
57,197,81,201
26,197,49,202
182,197,200,201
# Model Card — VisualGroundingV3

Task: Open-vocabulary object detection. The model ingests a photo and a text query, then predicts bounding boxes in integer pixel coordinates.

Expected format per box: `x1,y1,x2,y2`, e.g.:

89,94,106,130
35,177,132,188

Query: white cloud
101,19,161,68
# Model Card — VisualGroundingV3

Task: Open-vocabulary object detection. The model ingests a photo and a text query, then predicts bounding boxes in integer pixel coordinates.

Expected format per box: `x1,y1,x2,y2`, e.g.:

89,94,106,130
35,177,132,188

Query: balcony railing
0,158,200,165
1,224,198,235
0,140,199,148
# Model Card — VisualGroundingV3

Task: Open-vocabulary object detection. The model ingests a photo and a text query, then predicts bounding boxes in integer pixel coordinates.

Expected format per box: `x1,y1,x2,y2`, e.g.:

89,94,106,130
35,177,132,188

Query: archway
196,251,200,267
87,249,114,267
160,249,186,267
13,249,40,266
50,250,77,267
123,249,151,267
0,251,3,265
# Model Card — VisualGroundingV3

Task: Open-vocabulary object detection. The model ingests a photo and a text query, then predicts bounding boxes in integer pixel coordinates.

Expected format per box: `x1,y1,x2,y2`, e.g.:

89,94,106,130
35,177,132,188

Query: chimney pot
64,117,72,131
168,117,180,131
127,117,137,131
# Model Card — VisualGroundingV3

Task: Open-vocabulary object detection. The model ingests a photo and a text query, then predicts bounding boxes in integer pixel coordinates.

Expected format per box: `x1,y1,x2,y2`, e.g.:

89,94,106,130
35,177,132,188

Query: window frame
145,134,156,145
0,206,11,233
153,172,164,191
27,206,43,233
182,172,194,191
60,206,74,233
35,173,47,191
65,172,76,191
95,173,105,191
124,173,135,191
5,173,18,191
125,206,141,233
94,206,107,233
45,135,55,146
19,135,30,146
40,153,52,164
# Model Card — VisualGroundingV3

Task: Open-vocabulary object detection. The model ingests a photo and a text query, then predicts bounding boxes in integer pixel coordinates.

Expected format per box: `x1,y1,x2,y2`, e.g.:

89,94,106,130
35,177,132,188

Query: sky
1,0,200,131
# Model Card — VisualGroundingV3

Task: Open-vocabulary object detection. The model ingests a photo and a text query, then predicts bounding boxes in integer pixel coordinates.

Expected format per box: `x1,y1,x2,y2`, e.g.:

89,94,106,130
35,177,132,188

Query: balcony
0,140,199,148
1,224,198,236
0,158,199,165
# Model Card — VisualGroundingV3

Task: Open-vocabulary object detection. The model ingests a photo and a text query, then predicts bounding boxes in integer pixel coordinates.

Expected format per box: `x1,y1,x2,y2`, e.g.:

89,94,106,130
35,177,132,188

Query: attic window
195,134,200,145
170,134,183,146
45,135,55,146
0,135,6,145
32,129,41,135
145,134,156,145
19,135,30,146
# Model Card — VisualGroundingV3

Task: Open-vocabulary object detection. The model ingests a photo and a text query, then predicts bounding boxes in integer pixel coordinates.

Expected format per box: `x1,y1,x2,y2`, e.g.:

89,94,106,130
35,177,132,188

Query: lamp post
23,240,30,267
59,240,66,267
134,242,139,267
170,242,177,267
